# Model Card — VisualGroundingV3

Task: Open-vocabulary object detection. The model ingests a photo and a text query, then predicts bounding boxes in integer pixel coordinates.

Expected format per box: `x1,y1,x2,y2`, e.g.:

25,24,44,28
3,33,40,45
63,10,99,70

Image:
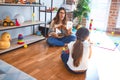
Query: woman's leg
61,35,76,43
47,37,65,46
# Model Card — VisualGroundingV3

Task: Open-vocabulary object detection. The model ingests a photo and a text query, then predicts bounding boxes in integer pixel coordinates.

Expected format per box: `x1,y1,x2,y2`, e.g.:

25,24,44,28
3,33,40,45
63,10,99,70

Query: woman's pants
47,35,76,46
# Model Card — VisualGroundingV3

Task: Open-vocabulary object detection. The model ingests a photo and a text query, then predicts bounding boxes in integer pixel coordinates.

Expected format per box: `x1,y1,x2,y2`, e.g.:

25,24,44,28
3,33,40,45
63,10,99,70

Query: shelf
0,20,46,31
0,35,45,54
0,2,47,54
40,24,50,28
40,10,57,13
0,3,45,7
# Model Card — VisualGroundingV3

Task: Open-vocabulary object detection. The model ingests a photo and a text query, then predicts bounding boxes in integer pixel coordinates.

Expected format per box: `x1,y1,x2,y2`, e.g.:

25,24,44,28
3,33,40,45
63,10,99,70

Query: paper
67,21,73,29
56,28,61,34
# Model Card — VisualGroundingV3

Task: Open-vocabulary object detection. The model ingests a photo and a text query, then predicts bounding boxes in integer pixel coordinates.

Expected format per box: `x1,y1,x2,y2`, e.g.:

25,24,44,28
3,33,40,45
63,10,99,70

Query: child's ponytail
72,27,89,67
72,40,83,67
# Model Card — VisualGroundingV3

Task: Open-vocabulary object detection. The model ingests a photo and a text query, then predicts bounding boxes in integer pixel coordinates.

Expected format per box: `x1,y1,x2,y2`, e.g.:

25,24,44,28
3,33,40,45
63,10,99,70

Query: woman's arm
61,25,72,36
48,21,59,38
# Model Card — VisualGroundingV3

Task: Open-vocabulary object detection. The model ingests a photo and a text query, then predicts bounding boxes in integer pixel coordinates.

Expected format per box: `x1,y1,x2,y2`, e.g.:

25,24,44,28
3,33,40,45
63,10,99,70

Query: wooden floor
0,40,98,80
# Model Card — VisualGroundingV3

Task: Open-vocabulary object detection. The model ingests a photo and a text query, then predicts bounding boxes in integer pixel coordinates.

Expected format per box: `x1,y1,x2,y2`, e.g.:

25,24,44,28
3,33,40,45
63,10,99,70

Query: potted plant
73,0,91,28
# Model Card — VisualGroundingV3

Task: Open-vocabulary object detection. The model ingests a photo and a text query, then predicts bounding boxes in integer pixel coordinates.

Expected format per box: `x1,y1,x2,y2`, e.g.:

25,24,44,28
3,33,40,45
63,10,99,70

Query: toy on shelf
32,13,35,22
3,16,15,27
0,20,2,26
14,14,24,24
17,34,24,44
89,19,93,30
46,7,58,12
15,19,20,26
18,0,26,4
36,31,41,36
26,0,36,4
0,32,11,50
5,0,14,3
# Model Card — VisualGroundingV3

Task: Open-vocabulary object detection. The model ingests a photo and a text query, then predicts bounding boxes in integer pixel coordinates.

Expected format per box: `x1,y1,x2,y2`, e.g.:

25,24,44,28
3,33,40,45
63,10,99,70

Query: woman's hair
72,27,89,67
53,7,67,25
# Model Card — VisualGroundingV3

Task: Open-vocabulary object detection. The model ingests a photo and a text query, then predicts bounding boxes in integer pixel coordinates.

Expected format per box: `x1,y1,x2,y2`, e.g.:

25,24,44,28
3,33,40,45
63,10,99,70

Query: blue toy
36,31,41,36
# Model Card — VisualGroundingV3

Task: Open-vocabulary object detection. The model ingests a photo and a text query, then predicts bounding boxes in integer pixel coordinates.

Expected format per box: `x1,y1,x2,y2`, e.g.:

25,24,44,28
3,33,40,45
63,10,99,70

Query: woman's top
48,20,72,37
67,40,90,71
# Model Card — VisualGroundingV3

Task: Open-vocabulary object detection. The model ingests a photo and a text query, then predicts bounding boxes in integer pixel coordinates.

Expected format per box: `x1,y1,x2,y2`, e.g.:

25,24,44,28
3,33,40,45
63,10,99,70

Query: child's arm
88,38,92,59
88,45,92,59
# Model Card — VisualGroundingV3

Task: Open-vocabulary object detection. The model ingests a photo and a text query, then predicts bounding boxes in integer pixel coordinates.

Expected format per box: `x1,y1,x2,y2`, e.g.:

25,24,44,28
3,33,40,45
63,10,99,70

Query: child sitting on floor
61,27,92,74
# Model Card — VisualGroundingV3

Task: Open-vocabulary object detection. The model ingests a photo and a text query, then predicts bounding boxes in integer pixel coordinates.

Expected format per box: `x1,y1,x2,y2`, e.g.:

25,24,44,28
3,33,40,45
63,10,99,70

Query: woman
61,27,92,74
47,7,76,46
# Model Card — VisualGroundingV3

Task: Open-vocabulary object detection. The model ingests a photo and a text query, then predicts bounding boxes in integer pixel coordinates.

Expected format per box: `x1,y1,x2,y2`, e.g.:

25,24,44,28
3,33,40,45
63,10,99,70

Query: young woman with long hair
47,7,76,46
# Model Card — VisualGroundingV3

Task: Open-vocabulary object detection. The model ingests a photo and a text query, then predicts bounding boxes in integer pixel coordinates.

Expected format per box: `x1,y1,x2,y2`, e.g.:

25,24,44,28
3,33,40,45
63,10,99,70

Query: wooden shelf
0,35,45,54
0,2,47,54
39,24,50,28
0,20,46,31
0,3,45,7
40,10,57,13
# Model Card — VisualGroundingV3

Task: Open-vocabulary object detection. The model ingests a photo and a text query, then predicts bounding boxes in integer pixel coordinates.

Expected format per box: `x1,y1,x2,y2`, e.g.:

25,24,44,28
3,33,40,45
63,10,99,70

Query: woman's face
59,10,65,21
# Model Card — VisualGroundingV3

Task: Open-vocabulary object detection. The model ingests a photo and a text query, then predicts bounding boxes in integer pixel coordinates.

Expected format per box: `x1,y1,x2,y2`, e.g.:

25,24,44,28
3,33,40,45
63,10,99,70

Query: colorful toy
36,31,41,36
32,13,35,22
5,0,14,3
0,20,2,26
111,31,114,35
89,19,93,30
14,14,24,24
3,16,15,27
17,34,24,44
63,46,69,54
15,19,20,26
24,44,28,48
26,0,36,4
0,32,11,50
18,0,26,4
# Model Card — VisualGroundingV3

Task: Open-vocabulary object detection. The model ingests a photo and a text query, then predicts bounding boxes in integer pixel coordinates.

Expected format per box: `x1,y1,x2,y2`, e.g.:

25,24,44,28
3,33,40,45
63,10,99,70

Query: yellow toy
24,44,28,48
3,16,15,27
0,32,11,50
111,31,114,35
26,0,36,4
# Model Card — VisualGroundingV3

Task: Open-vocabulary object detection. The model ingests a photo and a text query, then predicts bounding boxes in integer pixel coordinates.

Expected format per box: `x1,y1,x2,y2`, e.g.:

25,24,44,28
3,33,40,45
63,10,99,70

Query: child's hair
72,27,89,67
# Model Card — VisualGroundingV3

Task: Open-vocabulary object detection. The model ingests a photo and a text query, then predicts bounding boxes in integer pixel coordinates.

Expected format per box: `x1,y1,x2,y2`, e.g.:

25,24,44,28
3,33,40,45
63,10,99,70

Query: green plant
73,0,91,24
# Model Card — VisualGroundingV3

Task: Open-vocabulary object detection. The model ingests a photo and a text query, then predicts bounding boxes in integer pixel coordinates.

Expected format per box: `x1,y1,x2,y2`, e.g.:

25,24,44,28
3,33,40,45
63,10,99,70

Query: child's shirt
67,40,90,71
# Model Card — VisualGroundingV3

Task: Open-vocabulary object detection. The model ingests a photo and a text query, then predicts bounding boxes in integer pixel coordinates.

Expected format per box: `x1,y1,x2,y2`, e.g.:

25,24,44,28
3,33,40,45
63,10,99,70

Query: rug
0,60,37,80
109,36,120,51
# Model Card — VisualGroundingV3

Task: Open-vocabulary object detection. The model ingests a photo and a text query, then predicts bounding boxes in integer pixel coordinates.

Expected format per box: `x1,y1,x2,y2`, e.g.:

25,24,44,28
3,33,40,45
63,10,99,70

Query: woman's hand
65,28,72,36
50,32,59,38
